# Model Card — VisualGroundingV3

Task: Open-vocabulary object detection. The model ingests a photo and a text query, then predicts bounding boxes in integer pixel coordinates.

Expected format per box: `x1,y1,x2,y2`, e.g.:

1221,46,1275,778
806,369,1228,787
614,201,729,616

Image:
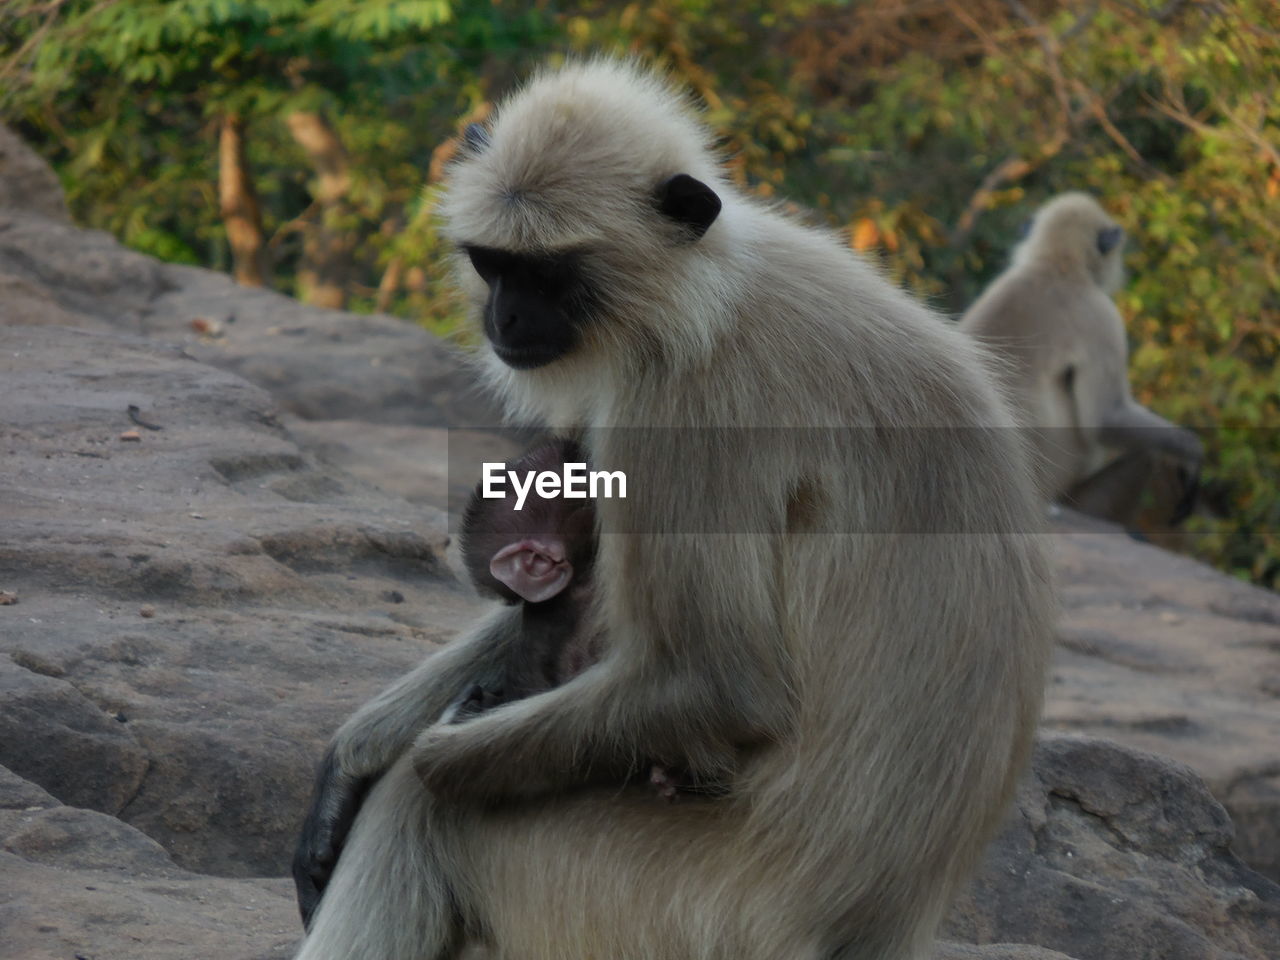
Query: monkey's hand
292,748,377,929
291,604,522,926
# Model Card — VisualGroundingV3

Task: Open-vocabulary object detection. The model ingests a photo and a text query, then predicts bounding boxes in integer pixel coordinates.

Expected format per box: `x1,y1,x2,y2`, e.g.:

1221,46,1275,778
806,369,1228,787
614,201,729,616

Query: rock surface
2,136,1279,958
0,195,502,430
944,735,1280,960
0,764,297,960
0,326,479,878
1044,515,1280,882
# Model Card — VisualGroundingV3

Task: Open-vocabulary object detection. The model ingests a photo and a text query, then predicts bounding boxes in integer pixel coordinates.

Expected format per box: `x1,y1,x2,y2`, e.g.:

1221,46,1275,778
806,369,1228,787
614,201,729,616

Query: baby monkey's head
460,440,597,604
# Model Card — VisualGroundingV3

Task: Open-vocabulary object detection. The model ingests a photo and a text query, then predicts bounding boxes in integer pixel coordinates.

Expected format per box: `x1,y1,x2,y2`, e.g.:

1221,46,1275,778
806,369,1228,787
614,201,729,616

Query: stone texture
1045,516,1280,881
945,735,1280,960
2,133,1278,959
0,761,298,960
0,326,480,877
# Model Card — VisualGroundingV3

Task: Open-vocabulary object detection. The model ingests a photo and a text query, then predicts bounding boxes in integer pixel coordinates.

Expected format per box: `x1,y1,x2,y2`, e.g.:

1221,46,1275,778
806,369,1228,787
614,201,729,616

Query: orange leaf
851,218,879,252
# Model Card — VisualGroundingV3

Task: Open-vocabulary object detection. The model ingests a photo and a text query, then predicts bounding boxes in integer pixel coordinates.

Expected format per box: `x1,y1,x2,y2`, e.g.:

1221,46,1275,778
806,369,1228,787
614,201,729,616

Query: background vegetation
2,0,1276,586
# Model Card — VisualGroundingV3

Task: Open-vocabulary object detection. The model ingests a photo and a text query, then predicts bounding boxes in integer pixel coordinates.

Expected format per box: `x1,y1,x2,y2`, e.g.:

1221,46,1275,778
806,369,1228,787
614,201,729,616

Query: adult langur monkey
292,59,1054,960
960,192,1204,530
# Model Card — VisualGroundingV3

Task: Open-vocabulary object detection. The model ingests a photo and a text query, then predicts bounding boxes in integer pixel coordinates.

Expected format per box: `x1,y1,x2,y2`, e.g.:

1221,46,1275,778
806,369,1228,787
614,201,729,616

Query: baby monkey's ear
490,539,574,603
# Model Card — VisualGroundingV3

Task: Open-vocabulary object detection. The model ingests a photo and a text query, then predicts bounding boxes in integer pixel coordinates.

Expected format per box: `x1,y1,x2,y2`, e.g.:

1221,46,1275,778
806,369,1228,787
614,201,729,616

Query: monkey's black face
458,172,720,369
1096,225,1124,256
465,246,589,369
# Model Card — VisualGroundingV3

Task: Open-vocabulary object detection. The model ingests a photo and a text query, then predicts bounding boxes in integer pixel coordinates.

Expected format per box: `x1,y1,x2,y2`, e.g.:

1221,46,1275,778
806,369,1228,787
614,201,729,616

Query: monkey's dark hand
439,682,505,724
292,749,377,928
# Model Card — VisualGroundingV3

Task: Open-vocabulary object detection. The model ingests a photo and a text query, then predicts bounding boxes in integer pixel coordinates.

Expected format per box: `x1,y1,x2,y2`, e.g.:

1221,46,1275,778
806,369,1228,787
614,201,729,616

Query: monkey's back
438,60,1056,959
587,198,1056,949
962,259,1131,493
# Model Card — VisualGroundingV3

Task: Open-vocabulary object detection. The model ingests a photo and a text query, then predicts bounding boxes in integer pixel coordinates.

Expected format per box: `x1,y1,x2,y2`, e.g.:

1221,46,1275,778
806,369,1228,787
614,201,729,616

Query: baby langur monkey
446,440,600,721
448,440,693,800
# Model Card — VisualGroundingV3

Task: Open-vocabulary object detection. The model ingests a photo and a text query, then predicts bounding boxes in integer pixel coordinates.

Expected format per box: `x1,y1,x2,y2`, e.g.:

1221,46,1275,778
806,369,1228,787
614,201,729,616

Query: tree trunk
375,255,404,313
217,115,268,287
285,110,353,310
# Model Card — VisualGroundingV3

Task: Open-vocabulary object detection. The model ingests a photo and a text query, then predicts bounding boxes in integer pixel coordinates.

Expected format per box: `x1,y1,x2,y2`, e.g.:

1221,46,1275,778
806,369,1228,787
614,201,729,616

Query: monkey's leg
450,788,885,960
294,604,522,925
294,754,464,960
294,776,813,960
1063,448,1158,526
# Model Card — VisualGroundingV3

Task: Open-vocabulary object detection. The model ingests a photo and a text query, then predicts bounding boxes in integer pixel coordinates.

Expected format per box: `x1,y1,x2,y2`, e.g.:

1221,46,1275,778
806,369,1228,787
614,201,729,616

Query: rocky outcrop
2,134,1279,958
0,764,297,960
945,735,1280,960
0,326,478,877
0,207,502,429
0,125,69,222
1045,516,1280,882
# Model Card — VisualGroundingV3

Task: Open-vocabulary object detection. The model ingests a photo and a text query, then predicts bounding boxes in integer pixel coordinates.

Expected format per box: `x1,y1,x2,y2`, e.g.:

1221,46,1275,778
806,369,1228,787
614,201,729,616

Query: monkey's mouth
489,342,567,370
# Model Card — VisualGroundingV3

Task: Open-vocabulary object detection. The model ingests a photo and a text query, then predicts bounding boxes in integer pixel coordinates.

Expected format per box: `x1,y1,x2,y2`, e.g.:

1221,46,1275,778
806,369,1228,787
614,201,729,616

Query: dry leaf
851,218,879,251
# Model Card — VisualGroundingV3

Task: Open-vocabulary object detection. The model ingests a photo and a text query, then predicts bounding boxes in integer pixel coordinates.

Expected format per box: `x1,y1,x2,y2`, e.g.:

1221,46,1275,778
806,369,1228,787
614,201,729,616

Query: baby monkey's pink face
489,537,573,603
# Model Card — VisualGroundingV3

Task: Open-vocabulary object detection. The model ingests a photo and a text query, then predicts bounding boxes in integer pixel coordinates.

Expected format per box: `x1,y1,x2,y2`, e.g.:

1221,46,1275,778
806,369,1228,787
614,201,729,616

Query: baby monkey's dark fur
448,440,601,721
449,440,696,801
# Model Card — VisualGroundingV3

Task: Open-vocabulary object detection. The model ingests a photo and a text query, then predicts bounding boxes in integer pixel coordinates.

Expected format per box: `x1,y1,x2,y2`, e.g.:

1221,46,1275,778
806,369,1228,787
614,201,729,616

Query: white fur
296,59,1055,960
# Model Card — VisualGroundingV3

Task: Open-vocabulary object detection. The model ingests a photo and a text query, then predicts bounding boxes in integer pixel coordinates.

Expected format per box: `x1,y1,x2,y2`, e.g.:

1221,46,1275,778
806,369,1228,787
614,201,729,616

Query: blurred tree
218,113,267,286
0,0,553,307
1,0,1276,586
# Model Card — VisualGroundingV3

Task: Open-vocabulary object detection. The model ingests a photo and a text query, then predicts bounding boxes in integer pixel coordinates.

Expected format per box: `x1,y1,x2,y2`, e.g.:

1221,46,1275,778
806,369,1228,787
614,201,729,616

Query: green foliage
1,0,557,302
1,0,1276,586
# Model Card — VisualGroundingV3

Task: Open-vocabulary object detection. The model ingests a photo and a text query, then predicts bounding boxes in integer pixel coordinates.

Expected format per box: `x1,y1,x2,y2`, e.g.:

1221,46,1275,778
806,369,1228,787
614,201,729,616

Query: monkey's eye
463,245,575,300
465,246,503,282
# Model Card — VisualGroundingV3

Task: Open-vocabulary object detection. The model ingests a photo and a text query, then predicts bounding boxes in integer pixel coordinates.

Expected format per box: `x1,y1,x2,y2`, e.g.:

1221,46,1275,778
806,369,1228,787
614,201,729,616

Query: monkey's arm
411,651,776,803
292,603,520,926
1099,400,1203,464
412,531,790,803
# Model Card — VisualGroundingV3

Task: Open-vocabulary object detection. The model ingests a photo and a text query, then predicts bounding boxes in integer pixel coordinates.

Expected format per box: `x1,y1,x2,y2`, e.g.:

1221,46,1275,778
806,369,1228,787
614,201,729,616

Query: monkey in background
960,192,1203,532
293,59,1054,960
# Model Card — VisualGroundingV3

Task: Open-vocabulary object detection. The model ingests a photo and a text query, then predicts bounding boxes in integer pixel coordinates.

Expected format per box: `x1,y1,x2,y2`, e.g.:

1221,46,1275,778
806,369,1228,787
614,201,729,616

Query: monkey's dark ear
656,174,721,240
463,123,491,154
1096,225,1123,255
